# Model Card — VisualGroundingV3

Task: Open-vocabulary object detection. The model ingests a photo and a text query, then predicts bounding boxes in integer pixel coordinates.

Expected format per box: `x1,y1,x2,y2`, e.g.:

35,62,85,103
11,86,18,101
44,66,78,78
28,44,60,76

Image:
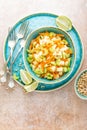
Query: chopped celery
63,67,68,72
56,59,61,66
62,52,66,59
36,57,42,62
63,67,70,72
45,73,53,79
50,32,56,37
65,58,71,66
27,56,33,63
41,55,46,61
27,49,33,53
34,68,43,75
29,54,33,58
30,65,35,70
30,64,33,68
51,61,56,66
62,39,68,45
66,53,70,58
26,49,30,53
44,68,47,73
69,48,73,54
62,52,70,59
67,67,70,71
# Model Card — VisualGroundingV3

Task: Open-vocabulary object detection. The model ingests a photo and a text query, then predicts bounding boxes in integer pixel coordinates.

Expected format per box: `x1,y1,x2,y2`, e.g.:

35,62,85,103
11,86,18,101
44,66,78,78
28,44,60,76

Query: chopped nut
77,71,87,96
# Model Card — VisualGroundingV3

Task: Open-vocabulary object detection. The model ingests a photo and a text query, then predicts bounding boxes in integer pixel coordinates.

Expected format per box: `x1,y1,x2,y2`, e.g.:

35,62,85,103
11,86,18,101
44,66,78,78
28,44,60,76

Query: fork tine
19,23,25,33
19,21,29,35
24,21,29,31
13,30,16,41
13,30,15,40
23,21,29,39
9,29,13,41
10,32,12,40
9,29,15,41
19,21,28,33
24,27,29,39
11,30,14,40
8,30,11,40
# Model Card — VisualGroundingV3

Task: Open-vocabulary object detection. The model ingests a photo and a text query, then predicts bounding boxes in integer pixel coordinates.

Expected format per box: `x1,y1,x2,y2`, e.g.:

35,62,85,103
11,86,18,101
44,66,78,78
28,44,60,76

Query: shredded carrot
27,31,73,80
56,34,64,37
53,72,59,79
40,62,45,71
65,49,72,54
61,58,68,62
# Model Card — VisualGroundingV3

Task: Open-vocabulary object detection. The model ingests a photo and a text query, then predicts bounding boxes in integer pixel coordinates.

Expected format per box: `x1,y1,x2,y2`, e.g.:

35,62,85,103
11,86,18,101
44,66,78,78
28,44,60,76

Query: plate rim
3,12,84,92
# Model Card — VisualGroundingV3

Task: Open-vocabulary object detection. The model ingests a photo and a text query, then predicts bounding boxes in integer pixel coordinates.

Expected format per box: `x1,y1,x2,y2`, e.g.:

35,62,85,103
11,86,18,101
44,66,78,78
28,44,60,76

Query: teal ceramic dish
23,26,75,84
4,13,83,92
74,69,87,100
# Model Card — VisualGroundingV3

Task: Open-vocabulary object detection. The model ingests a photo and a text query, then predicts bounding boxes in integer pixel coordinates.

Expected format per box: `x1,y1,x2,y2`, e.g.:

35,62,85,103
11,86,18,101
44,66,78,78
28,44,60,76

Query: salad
27,31,73,80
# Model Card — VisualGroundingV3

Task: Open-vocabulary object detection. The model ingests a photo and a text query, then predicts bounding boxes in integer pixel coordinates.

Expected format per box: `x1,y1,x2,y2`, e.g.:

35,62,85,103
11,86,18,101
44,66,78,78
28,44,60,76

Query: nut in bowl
23,27,75,84
74,69,87,100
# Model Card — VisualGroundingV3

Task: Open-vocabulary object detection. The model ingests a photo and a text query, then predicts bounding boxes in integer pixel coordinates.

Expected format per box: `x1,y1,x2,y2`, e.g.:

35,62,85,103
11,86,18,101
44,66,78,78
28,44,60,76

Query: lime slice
56,16,72,31
24,81,38,92
20,69,32,85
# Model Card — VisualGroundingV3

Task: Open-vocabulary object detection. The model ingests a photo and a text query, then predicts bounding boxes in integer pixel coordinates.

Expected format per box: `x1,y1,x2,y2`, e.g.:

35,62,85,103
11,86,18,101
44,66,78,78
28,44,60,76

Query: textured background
0,0,87,130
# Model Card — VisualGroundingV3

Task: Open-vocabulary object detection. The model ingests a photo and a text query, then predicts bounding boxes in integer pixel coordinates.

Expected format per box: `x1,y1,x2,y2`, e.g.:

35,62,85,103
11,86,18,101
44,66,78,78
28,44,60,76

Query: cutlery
0,27,11,77
12,21,29,64
8,21,29,88
0,29,16,84
8,29,16,88
0,21,29,88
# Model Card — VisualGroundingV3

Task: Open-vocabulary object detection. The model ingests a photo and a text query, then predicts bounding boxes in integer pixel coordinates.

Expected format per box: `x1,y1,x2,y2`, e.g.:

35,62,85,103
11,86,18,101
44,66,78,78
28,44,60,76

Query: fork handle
8,40,22,71
6,55,11,64
10,38,22,65
1,55,11,74
12,46,23,64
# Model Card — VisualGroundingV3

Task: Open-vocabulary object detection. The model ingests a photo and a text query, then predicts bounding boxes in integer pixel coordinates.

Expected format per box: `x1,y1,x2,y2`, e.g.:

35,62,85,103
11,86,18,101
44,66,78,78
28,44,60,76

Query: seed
77,71,87,96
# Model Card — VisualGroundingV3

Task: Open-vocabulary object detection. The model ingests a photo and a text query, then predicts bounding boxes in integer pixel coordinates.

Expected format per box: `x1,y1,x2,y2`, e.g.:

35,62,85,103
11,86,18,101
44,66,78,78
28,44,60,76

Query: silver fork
8,21,29,88
0,27,11,78
0,29,16,84
8,29,16,88
12,21,29,64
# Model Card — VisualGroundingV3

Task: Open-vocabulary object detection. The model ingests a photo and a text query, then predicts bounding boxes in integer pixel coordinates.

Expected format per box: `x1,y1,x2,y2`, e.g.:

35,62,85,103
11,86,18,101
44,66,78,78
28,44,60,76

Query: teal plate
4,13,84,92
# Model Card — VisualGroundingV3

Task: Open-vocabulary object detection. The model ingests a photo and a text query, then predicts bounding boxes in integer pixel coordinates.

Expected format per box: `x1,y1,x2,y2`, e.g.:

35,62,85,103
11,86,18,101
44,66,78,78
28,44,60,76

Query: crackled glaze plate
4,13,84,92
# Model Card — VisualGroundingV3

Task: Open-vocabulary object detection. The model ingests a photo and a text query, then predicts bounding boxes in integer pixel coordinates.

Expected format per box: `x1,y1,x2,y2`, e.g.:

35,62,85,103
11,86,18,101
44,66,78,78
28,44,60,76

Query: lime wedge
20,69,32,85
24,81,38,92
56,16,72,31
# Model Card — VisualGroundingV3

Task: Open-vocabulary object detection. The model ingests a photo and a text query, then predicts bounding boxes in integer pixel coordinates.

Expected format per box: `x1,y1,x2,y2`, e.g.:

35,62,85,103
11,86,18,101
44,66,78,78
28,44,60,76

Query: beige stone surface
0,0,87,130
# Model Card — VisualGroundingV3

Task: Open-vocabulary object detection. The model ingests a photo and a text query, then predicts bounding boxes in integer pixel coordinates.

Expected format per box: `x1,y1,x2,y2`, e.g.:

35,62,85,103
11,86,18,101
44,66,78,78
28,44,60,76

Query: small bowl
74,69,87,100
23,26,75,84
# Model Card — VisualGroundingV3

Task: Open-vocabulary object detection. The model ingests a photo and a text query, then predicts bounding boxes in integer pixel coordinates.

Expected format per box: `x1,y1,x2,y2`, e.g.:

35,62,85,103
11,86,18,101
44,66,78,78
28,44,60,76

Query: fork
12,21,29,64
8,21,29,88
0,27,11,77
8,29,16,88
0,29,16,84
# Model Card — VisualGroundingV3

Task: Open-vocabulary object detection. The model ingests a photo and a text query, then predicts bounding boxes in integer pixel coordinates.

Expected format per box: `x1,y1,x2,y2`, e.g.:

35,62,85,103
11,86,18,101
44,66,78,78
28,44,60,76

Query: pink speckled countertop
0,0,87,130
